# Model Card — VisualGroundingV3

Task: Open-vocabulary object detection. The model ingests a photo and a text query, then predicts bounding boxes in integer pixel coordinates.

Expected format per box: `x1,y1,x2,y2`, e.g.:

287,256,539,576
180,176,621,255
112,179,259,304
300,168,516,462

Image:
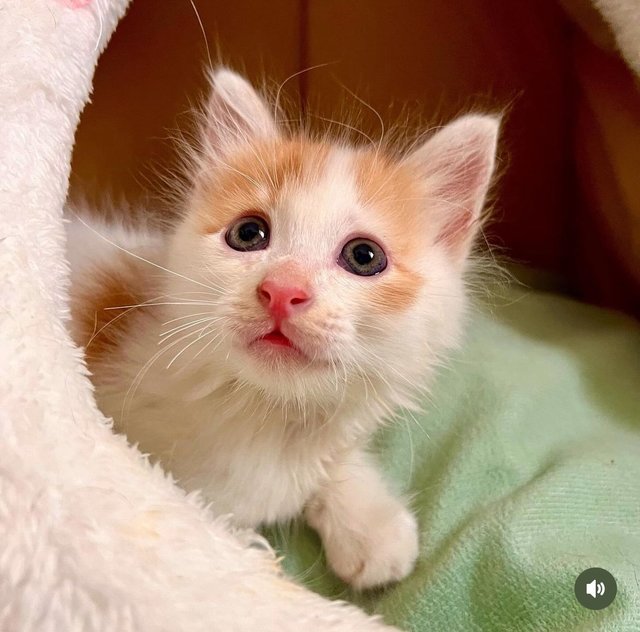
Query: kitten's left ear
405,115,499,266
203,68,278,156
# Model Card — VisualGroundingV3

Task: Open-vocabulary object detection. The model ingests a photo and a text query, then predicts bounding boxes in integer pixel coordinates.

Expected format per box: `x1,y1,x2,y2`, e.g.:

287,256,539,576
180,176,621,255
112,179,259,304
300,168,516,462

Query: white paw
319,505,419,590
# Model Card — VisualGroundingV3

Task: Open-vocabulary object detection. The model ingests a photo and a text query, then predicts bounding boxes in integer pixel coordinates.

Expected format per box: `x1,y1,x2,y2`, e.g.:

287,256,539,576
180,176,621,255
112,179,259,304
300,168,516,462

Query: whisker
122,327,209,419
188,0,212,69
309,114,376,145
104,301,219,310
336,80,385,154
87,291,217,348
161,310,222,326
192,327,229,361
166,321,219,369
159,316,222,342
274,62,334,126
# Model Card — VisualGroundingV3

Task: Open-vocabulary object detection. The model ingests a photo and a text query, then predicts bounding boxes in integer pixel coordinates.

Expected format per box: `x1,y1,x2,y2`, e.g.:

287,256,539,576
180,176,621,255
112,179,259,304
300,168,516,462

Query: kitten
67,69,498,590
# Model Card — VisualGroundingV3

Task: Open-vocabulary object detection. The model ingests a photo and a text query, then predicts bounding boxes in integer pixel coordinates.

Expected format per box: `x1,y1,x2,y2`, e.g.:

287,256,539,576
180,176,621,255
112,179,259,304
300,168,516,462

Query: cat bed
1,1,639,632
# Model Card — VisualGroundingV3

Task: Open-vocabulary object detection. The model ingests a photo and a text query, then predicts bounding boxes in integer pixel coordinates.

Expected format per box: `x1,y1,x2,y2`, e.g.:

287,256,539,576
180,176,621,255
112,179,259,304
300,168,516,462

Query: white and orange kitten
67,69,498,589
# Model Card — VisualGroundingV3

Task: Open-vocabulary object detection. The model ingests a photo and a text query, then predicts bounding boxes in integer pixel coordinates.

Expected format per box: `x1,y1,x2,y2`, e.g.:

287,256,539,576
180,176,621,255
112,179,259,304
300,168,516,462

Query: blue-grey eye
225,216,270,251
339,238,387,276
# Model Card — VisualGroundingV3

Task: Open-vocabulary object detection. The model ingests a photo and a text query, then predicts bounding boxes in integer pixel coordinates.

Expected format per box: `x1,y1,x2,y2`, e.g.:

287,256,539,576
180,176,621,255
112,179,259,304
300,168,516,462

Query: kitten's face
166,70,498,403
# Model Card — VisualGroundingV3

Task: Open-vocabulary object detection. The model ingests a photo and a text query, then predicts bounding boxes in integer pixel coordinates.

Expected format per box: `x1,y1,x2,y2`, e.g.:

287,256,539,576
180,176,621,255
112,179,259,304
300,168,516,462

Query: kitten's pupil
239,222,263,242
353,243,374,265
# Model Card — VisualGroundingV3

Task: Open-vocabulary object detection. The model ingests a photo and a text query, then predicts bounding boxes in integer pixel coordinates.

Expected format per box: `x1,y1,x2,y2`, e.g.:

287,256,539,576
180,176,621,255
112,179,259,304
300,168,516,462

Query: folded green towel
267,287,640,631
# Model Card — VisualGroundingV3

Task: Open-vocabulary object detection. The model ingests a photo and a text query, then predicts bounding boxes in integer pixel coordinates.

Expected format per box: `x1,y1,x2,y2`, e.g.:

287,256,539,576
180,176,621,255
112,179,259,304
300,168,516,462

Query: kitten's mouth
243,325,333,372
247,327,312,364
259,329,294,348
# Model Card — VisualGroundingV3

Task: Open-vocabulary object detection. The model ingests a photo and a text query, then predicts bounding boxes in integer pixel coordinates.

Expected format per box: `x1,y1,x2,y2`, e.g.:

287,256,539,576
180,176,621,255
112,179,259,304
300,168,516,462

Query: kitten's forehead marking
280,147,361,259
352,150,427,314
195,138,325,235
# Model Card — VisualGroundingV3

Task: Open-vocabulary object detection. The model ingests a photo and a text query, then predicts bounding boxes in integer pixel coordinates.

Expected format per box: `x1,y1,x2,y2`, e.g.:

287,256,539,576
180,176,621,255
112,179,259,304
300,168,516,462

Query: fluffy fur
67,69,499,589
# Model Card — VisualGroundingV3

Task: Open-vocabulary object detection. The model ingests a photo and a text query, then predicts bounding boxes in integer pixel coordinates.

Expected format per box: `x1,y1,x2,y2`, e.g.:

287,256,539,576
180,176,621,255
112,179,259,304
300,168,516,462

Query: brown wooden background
70,0,640,317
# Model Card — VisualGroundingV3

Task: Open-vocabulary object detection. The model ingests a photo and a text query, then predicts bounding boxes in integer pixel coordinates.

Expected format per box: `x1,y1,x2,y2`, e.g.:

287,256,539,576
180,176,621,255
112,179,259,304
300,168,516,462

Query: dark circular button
574,568,617,610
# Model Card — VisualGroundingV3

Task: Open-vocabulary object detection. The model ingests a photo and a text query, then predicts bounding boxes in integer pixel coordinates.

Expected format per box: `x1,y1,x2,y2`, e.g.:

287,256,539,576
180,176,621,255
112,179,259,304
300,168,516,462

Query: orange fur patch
353,149,432,261
352,149,427,313
71,257,150,369
195,137,330,234
369,262,423,314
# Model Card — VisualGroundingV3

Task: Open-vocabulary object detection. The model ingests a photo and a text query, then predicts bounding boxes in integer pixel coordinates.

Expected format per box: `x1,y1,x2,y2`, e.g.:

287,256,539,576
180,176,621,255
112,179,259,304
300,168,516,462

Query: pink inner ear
436,208,474,249
444,146,491,202
432,147,490,250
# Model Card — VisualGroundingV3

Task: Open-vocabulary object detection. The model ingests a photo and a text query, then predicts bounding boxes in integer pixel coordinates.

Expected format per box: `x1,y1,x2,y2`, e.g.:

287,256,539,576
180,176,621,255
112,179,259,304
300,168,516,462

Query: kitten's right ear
404,114,499,266
202,68,278,155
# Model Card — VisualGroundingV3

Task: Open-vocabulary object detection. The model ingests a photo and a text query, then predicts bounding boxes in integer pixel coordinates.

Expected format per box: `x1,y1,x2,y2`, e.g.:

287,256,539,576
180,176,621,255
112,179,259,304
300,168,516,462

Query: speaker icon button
575,568,617,610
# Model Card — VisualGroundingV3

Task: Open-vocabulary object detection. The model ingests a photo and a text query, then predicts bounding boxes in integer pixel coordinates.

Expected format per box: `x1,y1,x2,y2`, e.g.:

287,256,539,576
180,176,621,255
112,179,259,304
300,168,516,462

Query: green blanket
266,288,640,631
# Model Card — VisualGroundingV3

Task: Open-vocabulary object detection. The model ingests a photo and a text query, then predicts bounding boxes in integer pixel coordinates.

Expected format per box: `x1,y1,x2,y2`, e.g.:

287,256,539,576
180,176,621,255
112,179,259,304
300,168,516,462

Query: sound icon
576,568,616,609
586,579,606,598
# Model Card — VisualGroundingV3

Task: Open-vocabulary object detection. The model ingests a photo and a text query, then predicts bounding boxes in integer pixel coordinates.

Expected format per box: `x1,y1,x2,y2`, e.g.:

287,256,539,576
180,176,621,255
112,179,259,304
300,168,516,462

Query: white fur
305,450,420,590
67,71,499,589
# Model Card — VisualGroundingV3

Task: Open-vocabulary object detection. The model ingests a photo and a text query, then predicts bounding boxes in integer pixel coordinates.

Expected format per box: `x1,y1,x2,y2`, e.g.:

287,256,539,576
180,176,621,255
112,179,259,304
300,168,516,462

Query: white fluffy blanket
1,0,637,630
0,1,392,630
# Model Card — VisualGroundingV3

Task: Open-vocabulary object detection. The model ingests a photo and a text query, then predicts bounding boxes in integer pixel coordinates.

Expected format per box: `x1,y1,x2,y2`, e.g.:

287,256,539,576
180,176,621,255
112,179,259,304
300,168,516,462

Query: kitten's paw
319,505,419,590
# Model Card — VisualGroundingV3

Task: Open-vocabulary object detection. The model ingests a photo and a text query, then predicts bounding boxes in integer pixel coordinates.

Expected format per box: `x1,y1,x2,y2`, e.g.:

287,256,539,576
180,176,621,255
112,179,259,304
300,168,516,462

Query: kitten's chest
113,392,335,527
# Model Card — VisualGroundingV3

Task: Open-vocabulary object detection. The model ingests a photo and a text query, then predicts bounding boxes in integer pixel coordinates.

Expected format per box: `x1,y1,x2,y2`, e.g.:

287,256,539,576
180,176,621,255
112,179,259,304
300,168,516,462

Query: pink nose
257,280,311,320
